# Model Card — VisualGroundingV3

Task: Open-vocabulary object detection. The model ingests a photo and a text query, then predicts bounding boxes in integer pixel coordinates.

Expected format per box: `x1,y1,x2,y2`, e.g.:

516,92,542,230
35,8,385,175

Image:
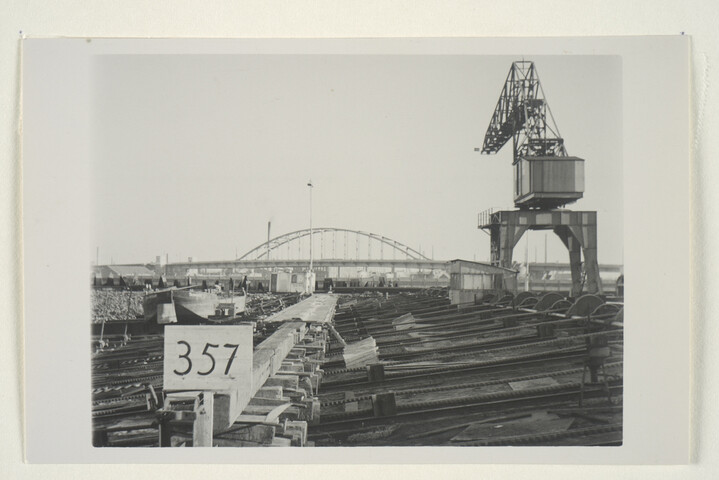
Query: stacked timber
313,289,624,446
92,290,144,322
343,337,379,369
215,321,328,447
245,293,302,320
92,319,330,447
91,334,165,447
392,313,416,331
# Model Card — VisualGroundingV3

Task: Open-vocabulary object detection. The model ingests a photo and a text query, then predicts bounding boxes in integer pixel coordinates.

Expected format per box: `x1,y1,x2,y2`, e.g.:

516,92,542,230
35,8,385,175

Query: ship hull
142,290,175,324
173,291,220,323
143,289,247,324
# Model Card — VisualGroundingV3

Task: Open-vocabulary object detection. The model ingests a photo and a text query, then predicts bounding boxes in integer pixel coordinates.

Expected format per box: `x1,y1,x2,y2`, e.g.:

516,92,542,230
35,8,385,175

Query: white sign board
163,325,253,393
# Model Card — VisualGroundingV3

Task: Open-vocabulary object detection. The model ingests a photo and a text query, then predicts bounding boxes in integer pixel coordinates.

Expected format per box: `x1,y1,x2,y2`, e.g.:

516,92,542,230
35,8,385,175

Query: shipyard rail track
90,288,623,447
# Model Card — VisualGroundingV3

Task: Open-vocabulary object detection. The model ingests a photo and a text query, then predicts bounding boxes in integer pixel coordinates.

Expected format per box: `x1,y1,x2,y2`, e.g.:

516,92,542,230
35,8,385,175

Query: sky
90,54,622,265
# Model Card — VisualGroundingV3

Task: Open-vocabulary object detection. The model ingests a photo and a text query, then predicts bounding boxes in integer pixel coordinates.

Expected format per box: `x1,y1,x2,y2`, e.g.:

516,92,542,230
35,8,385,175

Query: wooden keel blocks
372,392,397,417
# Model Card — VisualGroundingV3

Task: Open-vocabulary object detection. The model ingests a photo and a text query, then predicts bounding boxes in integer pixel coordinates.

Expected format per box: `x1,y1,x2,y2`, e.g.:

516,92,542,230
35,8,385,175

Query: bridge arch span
238,227,430,261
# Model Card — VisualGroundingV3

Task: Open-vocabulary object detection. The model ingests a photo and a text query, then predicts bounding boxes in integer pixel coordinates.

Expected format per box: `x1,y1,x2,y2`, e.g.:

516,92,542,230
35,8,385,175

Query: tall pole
524,235,530,292
307,180,313,272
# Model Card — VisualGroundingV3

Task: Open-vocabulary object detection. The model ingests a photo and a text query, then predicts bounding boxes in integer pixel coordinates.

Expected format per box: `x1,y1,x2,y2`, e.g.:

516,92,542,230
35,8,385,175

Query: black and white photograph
21,37,689,464
85,51,624,449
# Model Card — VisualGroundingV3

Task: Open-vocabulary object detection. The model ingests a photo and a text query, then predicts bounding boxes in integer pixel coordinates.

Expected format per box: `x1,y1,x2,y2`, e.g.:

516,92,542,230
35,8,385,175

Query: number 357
173,341,240,376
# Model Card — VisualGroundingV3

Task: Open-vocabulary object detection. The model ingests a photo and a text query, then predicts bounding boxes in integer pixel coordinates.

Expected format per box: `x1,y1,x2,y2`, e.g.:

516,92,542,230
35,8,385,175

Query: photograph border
21,36,689,465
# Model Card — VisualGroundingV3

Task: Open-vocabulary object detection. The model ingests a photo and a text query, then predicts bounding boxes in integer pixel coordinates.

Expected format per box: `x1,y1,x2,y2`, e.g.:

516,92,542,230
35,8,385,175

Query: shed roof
446,259,518,275
94,265,156,278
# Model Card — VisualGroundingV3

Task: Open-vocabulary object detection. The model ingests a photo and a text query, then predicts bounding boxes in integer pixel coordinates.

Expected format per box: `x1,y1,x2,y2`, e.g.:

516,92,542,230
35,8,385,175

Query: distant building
270,271,315,294
92,265,156,287
447,259,518,305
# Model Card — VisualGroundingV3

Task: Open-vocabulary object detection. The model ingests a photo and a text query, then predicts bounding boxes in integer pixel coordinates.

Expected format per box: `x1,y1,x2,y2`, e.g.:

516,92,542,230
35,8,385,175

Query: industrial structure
478,61,602,296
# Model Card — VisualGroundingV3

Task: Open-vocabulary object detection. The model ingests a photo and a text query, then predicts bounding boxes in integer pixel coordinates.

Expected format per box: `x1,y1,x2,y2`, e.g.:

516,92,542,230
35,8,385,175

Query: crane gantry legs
482,209,602,296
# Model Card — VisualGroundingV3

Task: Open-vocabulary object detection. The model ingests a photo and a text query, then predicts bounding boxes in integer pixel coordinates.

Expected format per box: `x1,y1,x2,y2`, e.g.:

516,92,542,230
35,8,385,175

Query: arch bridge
239,227,430,262
166,227,446,272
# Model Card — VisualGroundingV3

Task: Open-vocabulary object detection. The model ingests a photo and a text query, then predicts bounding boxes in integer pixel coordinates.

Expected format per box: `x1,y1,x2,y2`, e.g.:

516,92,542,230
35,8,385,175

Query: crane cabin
513,155,584,209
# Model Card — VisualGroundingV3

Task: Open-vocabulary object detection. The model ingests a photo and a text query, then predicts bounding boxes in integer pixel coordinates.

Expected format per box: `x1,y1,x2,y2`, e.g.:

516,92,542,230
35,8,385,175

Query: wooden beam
214,320,306,431
193,392,214,447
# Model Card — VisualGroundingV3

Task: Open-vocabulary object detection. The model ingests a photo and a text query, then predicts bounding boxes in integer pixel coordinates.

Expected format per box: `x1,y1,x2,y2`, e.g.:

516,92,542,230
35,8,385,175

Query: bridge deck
168,258,447,270
264,293,338,324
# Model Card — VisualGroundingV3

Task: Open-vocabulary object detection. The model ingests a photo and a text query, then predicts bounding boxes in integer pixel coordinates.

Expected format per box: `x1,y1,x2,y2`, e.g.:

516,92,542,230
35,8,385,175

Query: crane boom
481,61,567,160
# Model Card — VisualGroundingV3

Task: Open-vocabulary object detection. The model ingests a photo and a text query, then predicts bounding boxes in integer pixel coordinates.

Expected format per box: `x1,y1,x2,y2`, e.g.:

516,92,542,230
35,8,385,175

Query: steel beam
484,209,602,296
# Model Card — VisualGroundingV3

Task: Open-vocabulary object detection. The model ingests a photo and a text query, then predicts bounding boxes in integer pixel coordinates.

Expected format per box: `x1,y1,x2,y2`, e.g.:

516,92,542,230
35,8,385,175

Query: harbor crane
477,60,601,295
